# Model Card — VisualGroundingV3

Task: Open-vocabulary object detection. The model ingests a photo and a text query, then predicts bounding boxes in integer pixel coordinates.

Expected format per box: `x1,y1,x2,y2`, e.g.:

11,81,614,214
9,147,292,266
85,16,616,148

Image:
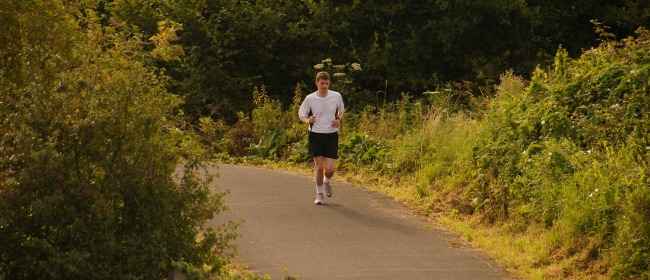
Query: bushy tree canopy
106,0,650,121
0,1,232,278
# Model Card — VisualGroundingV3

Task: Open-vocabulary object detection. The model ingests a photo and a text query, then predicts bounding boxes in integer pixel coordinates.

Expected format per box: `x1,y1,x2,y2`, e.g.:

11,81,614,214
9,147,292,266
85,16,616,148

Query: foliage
150,20,185,62
284,84,309,145
251,86,284,140
209,83,306,162
198,116,229,155
0,2,234,278
465,29,650,277
249,126,288,161
219,112,254,157
413,113,481,194
353,93,427,141
287,140,311,164
423,81,484,117
106,0,650,123
338,133,389,170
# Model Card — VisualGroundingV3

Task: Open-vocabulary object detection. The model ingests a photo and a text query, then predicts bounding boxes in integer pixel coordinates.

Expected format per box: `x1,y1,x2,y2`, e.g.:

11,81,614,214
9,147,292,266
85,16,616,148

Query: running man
298,71,345,205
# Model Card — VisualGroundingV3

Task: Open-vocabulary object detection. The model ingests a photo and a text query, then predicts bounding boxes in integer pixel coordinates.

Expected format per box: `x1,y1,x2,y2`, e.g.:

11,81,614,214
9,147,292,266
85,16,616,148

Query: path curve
207,164,514,279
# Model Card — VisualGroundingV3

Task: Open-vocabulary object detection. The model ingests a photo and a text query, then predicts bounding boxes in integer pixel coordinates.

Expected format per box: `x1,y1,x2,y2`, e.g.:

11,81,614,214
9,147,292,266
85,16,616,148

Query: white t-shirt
298,90,344,133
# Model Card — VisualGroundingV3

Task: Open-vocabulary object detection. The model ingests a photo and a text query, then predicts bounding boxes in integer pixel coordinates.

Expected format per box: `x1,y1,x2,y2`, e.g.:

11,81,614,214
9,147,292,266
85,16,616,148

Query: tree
0,1,234,278
104,0,650,122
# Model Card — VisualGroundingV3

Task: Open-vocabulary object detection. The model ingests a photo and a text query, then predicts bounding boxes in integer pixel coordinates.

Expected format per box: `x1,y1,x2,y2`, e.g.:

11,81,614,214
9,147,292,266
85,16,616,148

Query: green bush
338,133,389,170
287,140,311,164
0,3,234,278
219,112,255,157
563,143,650,278
249,126,288,160
251,86,285,141
512,138,583,228
465,28,650,276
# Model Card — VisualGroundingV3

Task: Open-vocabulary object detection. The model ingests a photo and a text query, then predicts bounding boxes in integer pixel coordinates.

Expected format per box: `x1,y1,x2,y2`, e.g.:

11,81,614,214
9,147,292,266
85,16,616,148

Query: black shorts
308,131,339,159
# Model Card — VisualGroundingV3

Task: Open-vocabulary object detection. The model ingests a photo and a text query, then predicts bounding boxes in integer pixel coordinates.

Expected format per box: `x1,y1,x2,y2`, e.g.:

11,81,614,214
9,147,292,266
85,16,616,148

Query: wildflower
351,63,362,71
645,146,650,150
313,63,324,69
333,72,346,77
540,120,545,125
610,103,624,111
587,149,592,154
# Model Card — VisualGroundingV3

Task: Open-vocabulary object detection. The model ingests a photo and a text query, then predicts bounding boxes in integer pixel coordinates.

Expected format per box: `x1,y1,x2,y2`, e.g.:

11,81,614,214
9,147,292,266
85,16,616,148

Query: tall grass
413,114,480,198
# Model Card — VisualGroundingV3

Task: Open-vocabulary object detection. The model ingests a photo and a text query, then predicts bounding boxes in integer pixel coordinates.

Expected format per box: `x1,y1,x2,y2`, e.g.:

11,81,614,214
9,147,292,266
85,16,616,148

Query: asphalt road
207,164,514,280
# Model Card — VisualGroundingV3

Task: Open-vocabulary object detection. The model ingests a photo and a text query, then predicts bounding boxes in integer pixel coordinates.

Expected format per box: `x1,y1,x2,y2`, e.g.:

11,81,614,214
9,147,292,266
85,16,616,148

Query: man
299,71,344,205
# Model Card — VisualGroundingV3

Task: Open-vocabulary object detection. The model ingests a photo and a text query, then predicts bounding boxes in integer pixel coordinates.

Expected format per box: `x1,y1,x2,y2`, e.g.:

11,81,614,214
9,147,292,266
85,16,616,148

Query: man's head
315,71,331,93
315,71,330,82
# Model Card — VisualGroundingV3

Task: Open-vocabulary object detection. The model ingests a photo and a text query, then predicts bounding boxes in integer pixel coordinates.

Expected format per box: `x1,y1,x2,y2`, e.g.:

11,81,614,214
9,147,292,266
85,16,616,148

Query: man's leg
313,156,325,204
314,156,325,186
323,157,336,197
323,157,337,180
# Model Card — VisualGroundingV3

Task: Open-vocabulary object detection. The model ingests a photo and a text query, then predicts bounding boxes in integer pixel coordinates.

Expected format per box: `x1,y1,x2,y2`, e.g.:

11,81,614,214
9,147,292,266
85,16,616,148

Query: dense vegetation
0,1,235,278
2,0,649,279
101,0,649,122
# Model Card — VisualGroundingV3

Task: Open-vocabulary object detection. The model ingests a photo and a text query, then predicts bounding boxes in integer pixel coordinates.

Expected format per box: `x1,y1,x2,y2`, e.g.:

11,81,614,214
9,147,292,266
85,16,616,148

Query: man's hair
315,71,330,81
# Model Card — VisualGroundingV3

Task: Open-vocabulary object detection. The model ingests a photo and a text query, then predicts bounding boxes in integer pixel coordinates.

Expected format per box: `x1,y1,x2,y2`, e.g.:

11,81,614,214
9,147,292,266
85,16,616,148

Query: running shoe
314,193,324,205
324,181,333,197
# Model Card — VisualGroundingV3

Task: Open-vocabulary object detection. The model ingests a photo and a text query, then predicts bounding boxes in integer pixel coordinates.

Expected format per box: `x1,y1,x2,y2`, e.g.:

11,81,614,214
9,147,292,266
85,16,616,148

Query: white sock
316,185,324,194
324,176,330,184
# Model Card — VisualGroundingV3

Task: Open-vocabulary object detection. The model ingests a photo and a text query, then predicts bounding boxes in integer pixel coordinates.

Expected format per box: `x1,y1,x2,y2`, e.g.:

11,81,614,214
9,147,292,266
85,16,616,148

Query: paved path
207,164,514,279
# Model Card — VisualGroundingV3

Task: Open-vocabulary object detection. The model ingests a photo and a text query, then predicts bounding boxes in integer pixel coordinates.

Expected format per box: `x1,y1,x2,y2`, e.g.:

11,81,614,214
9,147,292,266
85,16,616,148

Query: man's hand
332,118,341,128
302,116,315,125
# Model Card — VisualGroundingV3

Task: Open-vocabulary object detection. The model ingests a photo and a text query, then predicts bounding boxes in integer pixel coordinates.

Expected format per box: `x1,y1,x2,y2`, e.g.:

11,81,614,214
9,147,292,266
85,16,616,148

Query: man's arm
300,116,315,124
332,108,343,128
298,98,314,125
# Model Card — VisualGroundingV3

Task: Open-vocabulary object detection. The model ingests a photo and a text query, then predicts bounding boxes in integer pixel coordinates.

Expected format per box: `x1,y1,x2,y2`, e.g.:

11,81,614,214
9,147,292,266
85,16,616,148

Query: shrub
220,112,255,157
249,126,288,160
338,133,389,171
0,3,234,278
251,86,284,140
465,28,650,276
562,143,650,278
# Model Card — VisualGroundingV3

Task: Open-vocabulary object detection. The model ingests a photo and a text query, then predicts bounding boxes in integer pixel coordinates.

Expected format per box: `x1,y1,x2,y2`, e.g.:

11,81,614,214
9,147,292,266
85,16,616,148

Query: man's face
316,79,330,91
